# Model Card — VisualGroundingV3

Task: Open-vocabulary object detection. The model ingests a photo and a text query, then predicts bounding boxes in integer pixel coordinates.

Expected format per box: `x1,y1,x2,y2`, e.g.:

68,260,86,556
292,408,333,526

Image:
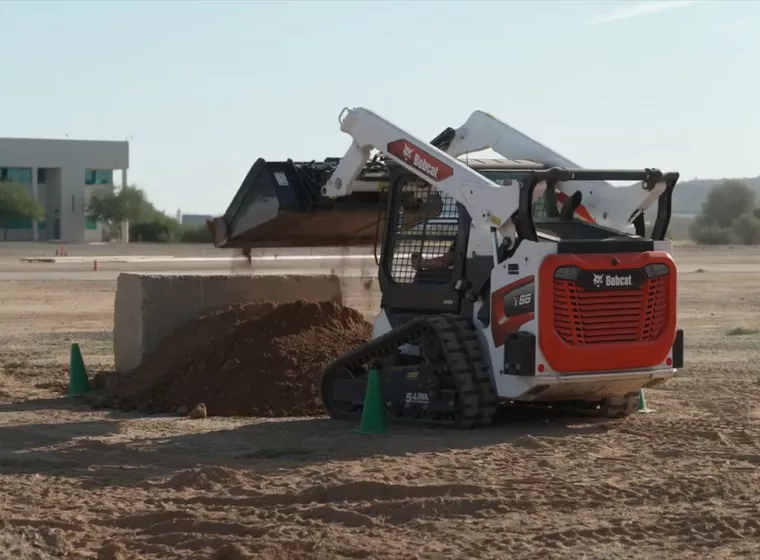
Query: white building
0,137,129,243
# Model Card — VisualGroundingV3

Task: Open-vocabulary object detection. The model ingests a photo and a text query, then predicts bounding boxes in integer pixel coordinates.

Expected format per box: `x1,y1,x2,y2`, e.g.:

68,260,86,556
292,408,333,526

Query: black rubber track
319,313,497,429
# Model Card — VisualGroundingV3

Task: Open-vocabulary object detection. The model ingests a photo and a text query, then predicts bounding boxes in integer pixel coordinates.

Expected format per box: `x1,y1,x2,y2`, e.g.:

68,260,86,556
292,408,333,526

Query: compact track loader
208,107,684,428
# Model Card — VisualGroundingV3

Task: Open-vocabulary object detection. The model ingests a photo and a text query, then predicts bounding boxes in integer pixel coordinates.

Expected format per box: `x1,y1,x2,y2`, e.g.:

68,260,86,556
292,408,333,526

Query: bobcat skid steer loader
208,107,684,428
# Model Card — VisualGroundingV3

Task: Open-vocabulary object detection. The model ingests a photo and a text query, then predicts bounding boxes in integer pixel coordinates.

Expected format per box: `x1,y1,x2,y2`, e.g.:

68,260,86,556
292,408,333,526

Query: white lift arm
322,107,540,238
442,110,667,231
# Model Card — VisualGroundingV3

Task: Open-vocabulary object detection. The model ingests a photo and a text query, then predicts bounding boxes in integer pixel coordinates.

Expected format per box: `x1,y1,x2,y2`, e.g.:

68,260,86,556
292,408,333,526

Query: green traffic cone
636,388,653,413
69,343,91,397
359,368,388,434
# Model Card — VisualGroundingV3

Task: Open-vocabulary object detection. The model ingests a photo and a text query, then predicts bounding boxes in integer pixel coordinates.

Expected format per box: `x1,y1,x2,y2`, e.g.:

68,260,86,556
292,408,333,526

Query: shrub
731,212,760,245
129,214,182,243
699,179,756,229
689,179,760,245
179,224,213,243
689,220,737,245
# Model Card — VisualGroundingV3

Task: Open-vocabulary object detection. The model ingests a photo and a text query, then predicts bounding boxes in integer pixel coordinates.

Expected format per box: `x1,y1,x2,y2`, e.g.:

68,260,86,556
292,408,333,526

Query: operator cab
387,160,591,288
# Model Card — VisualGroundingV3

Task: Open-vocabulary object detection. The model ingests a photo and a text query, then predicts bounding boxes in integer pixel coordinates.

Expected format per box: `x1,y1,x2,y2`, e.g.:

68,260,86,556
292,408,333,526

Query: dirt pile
94,300,372,417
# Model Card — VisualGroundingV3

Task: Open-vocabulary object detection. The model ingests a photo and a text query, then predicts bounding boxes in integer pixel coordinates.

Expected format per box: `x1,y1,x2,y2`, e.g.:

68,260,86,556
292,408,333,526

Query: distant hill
672,176,760,215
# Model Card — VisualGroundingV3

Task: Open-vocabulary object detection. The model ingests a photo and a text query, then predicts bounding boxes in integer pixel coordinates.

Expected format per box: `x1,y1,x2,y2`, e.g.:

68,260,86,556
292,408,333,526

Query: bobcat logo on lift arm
593,273,605,287
386,139,455,182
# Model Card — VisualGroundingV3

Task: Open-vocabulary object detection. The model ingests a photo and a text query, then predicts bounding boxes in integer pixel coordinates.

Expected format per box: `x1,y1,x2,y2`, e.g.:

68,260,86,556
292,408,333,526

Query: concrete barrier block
113,272,381,373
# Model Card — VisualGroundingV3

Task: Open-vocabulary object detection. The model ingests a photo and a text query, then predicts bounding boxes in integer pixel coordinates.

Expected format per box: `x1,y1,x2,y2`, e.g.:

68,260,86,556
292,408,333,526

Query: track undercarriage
319,314,642,429
321,314,498,429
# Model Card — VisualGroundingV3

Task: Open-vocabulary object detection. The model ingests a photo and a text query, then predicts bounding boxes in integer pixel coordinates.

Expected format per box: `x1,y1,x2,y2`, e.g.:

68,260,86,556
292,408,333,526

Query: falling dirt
92,300,373,417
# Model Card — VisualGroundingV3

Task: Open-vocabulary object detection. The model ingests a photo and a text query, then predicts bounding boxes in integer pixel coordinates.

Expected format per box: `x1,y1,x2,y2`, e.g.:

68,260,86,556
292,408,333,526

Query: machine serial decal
405,391,430,405
386,139,454,182
490,275,536,347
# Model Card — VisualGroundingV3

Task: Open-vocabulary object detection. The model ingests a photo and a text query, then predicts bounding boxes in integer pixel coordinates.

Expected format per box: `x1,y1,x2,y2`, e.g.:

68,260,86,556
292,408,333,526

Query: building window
85,169,113,185
6,217,33,229
0,167,32,184
37,168,47,184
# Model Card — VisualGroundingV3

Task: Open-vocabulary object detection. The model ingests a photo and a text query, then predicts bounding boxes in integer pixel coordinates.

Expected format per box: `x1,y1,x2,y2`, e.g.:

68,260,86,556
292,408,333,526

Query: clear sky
1,0,758,215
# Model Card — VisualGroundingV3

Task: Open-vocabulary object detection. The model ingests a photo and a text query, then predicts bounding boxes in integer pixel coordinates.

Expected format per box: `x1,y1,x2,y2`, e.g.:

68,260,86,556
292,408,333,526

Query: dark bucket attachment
209,158,443,249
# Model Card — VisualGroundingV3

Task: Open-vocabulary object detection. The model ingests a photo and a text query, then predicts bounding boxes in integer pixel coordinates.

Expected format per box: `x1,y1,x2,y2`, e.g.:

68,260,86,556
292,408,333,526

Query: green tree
689,180,760,245
731,212,760,245
130,212,182,242
689,218,737,245
87,184,153,241
179,223,213,243
698,179,756,228
0,182,44,241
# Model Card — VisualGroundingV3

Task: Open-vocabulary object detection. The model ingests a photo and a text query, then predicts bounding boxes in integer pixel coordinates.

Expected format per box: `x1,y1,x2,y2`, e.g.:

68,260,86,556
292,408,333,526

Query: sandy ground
0,246,759,559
